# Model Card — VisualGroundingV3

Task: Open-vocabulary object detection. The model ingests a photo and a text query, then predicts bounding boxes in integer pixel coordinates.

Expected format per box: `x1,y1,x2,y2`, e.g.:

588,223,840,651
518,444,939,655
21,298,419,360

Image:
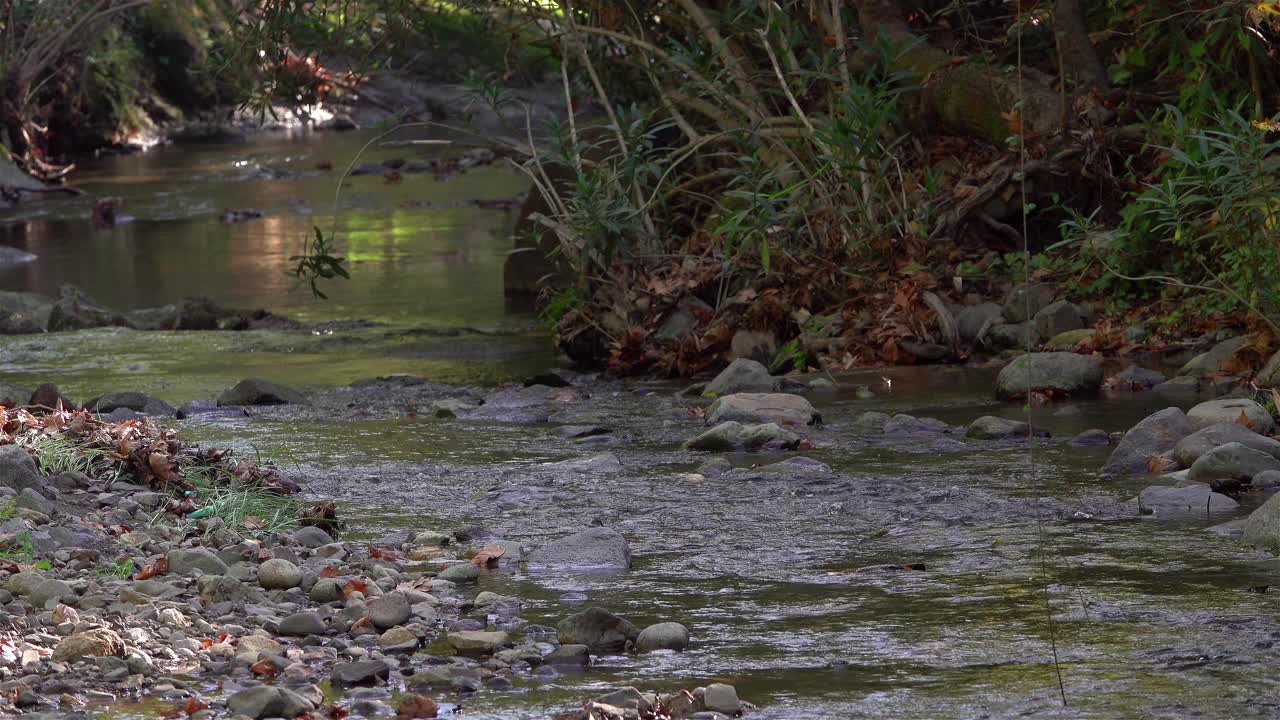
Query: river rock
1243,490,1280,552
369,591,412,629
557,607,638,651
703,683,742,715
30,578,73,608
855,411,892,429
883,414,948,434
291,526,335,548
547,453,622,473
1138,485,1238,516
683,421,800,451
1259,349,1280,387
705,393,821,427
85,391,176,417
965,416,1033,440
545,644,591,666
237,635,283,656
704,358,776,396
995,352,1102,399
1102,407,1194,476
447,630,510,655
331,659,390,686
1177,336,1248,377
226,686,316,719
217,378,309,406
1069,429,1111,448
46,285,129,331
986,321,1039,350
1187,442,1280,491
635,622,690,652
1002,282,1056,323
1114,366,1167,389
168,548,227,576
52,628,125,662
278,611,327,636
1173,423,1280,467
1186,398,1275,434
655,296,712,343
1044,328,1095,351
731,329,777,365
956,303,1003,344
14,487,53,516
0,445,41,492
437,563,480,584
431,398,478,418
310,578,345,604
258,558,303,589
526,527,631,571
199,575,253,604
1032,301,1084,340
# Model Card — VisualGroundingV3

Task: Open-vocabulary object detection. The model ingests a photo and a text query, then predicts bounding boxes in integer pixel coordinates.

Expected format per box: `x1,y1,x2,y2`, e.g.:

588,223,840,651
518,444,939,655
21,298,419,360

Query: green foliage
0,531,50,570
775,338,809,372
22,437,114,478
96,558,135,578
289,226,350,300
540,286,585,329
185,467,302,538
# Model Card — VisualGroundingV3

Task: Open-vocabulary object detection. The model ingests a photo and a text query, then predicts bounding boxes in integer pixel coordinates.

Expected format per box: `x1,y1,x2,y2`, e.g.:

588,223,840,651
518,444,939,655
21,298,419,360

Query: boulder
1002,282,1056,323
703,683,742,715
1244,491,1280,552
965,416,1035,440
124,305,179,331
0,290,52,331
683,421,801,451
1032,300,1084,341
995,352,1102,399
635,622,690,652
52,628,125,662
1137,485,1238,516
29,383,74,409
437,563,480,583
544,644,591,666
217,378,309,406
447,630,509,655
526,528,631,571
1177,336,1248,377
46,285,130,331
1102,408,1194,476
705,393,821,427
1186,442,1280,492
331,660,390,686
556,607,638,652
226,686,316,719
703,358,776,396
1186,398,1275,434
0,445,41,492
1173,423,1280,467
84,392,176,417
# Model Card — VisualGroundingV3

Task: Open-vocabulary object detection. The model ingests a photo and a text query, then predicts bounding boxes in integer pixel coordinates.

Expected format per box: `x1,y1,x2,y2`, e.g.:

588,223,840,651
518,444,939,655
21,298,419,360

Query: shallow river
3,132,1280,719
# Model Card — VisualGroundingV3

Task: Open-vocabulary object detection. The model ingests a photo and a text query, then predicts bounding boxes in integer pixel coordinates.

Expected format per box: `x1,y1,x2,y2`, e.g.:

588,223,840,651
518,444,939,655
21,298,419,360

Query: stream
3,130,1280,719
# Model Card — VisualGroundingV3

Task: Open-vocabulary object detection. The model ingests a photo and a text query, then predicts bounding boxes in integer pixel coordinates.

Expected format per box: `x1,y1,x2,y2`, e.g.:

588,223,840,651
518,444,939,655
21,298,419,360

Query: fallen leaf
326,705,350,720
134,556,168,581
185,697,209,715
1147,455,1173,474
1237,410,1256,429
250,659,278,677
397,693,439,718
351,616,371,630
343,578,369,597
241,515,266,530
319,566,341,579
148,452,180,485
471,545,507,567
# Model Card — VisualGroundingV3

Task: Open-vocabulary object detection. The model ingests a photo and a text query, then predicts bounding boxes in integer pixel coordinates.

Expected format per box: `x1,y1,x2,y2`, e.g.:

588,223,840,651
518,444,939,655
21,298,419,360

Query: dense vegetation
4,1,1280,374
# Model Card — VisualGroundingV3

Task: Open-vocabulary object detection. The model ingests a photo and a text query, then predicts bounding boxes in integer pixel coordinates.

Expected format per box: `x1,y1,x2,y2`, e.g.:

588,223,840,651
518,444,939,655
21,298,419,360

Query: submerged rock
1137,485,1238,516
683,421,801,451
1113,366,1167,389
1069,429,1111,448
705,393,821,427
556,606,638,652
1186,398,1275,434
217,378,309,406
703,358,777,396
994,352,1102,399
526,527,631,571
965,416,1038,440
1102,407,1194,476
883,414,948,434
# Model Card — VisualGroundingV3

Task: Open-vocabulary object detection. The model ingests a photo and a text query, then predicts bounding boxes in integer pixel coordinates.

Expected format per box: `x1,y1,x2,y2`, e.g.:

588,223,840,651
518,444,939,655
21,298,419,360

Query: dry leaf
241,515,266,530
250,659,278,677
343,578,369,597
319,566,341,579
1237,410,1256,429
1147,455,1173,474
185,697,209,715
397,693,439,719
471,545,506,567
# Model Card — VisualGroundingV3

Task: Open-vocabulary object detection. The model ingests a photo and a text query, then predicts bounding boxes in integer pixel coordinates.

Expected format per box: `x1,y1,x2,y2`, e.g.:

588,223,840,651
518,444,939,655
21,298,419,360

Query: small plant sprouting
96,558,135,578
289,226,350,299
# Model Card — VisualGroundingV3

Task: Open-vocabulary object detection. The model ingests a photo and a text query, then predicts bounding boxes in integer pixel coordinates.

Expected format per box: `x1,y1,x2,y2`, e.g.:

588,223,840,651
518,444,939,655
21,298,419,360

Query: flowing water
3,134,1280,719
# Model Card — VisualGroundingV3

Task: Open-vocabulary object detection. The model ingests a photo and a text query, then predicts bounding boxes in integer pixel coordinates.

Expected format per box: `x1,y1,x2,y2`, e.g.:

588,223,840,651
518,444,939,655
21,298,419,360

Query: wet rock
527,528,631,571
124,305,178,330
309,578,345,604
318,114,358,130
986,321,1039,350
84,392,176,417
437,563,480,584
703,358,777,396
1243,491,1280,552
258,558,303,589
965,416,1033,440
1069,429,1111,448
1114,366,1167,389
855,411,892,429
558,425,612,439
1102,407,1194,476
0,445,41,492
883,414,948,434
1032,300,1083,341
1002,282,1056,323
557,607,638,652
448,630,509,655
168,549,228,576
683,421,800,451
52,628,125,662
1178,336,1248,377
956,303,1003,344
218,378,309,407
431,398,478,418
278,611,327,637
702,683,742,715
237,635,283,657
1186,398,1275,434
291,526,334,548
994,352,1103,399
594,687,654,714
379,626,420,652
1173,423,1280,467
46,285,129,331
226,686,316,719
730,329,777,365
635,622,690,652
1138,485,1238,515
1044,328,1095,351
368,592,412,629
1187,442,1280,492
547,453,623,473
331,660,390,686
655,297,712,343
545,643,591,666
706,393,821,427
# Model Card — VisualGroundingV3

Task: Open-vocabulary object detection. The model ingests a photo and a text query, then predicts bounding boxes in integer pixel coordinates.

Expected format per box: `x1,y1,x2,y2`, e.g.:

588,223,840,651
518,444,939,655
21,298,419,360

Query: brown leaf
397,693,439,719
471,545,507,567
241,515,266,530
1147,455,1173,474
250,659,278,677
148,451,180,484
185,697,210,715
134,556,167,581
1237,410,1256,429
343,578,369,597
319,566,341,579
351,616,371,630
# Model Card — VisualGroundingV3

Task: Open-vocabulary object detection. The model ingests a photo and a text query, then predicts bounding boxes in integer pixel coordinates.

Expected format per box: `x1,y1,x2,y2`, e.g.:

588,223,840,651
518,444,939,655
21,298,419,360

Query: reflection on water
0,128,533,328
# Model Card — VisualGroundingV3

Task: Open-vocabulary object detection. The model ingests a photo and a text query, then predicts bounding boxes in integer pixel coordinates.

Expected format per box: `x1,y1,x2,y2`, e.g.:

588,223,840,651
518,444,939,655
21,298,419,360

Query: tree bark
1054,0,1108,89
849,0,1066,144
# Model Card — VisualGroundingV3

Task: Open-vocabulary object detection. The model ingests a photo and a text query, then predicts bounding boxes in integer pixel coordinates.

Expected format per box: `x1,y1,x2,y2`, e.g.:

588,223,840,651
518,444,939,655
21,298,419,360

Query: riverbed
2,131,1280,719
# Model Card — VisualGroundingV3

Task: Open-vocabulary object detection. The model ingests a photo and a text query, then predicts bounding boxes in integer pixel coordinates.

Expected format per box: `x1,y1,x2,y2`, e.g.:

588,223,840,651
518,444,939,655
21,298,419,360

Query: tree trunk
1054,0,1108,89
850,0,1066,144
